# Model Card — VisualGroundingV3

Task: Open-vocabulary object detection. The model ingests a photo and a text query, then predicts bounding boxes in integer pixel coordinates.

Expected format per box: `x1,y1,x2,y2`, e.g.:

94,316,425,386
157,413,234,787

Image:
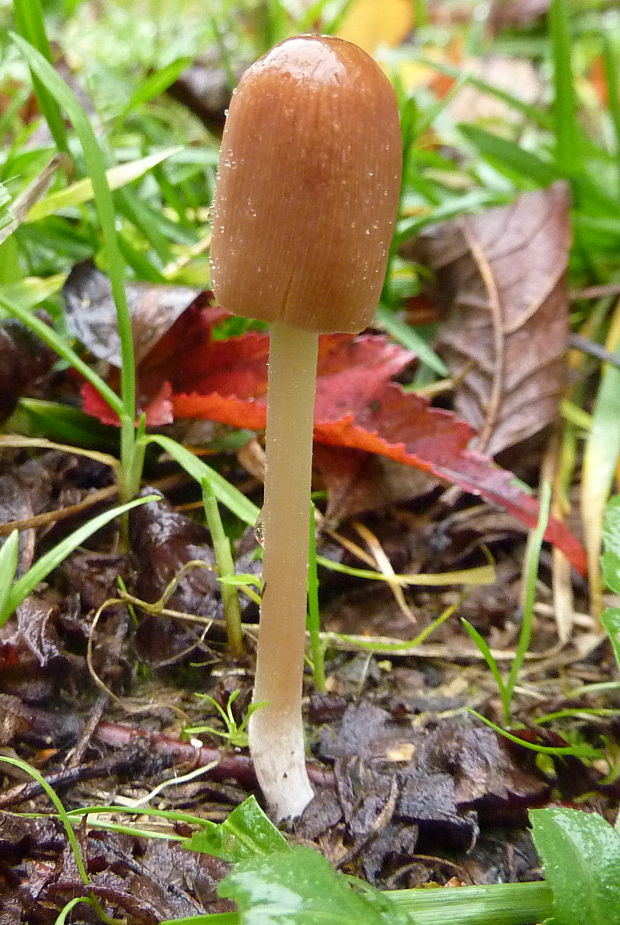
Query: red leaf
82,302,586,574
82,380,174,426
175,378,586,574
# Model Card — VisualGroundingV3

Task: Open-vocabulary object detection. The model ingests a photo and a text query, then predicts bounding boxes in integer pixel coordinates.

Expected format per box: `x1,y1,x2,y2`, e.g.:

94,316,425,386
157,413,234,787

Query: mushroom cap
209,34,402,333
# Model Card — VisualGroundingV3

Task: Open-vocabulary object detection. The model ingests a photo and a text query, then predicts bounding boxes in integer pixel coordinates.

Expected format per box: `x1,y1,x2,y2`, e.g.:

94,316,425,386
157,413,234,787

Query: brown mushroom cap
209,34,402,333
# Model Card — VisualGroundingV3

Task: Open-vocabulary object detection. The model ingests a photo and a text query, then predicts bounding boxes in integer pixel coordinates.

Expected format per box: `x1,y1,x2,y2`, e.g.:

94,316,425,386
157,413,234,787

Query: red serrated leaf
82,380,174,426
81,302,586,574
174,378,586,574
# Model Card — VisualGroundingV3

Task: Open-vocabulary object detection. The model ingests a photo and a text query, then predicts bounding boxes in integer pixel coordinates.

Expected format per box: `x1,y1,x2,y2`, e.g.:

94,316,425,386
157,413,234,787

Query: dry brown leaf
403,183,571,456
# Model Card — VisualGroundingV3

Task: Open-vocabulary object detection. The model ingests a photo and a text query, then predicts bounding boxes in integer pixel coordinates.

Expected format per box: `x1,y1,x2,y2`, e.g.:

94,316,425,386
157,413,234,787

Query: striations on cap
209,34,402,334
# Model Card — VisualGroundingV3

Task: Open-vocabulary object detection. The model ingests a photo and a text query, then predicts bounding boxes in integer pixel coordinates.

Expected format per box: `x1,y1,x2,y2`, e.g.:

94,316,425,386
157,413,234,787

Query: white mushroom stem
248,321,317,820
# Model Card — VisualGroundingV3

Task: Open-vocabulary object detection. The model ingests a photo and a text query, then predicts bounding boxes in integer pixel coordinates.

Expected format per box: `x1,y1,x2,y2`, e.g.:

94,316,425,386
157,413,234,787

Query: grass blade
459,124,559,187
3,494,158,622
12,0,68,153
26,147,182,223
118,57,193,121
0,531,19,617
0,294,124,417
11,33,136,428
201,478,244,657
549,0,581,178
145,434,259,526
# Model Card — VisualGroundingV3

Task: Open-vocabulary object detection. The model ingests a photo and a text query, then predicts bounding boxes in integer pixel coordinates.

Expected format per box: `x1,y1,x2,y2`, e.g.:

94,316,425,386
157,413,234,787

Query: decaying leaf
403,183,571,456
0,316,55,423
63,259,201,366
128,488,222,664
314,702,550,874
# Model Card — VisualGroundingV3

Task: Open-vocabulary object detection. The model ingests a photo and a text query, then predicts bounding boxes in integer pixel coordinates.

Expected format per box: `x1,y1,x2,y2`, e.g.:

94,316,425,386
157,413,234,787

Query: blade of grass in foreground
10,31,138,497
160,870,553,925
388,880,553,925
3,494,158,623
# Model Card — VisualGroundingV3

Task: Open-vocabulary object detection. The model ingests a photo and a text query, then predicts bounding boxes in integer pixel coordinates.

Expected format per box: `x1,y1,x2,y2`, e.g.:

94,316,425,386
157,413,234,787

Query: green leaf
145,434,259,526
601,609,620,675
218,845,412,924
0,182,11,233
118,57,193,120
602,495,620,593
13,0,68,153
183,796,288,862
530,807,620,925
549,0,581,179
375,304,447,377
459,125,559,187
0,532,19,617
11,32,136,423
0,275,65,313
2,495,159,624
26,148,182,223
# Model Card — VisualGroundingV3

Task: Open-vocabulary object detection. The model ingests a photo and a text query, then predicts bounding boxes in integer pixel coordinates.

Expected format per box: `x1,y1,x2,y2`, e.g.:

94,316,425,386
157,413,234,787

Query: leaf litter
1,232,614,917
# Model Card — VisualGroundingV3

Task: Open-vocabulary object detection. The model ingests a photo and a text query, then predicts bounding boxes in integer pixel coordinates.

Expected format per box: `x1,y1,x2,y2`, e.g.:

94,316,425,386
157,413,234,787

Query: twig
94,721,334,789
0,751,143,808
569,333,620,368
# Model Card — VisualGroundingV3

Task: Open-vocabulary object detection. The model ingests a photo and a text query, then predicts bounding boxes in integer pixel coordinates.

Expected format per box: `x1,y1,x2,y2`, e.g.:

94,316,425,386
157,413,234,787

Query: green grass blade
375,304,447,376
601,609,620,674
395,189,507,246
12,0,68,153
581,362,620,613
26,148,182,223
145,434,259,526
461,617,506,702
388,880,553,925
201,478,244,657
11,32,136,425
54,897,99,925
0,293,124,417
118,57,193,121
0,755,90,884
160,916,238,925
7,399,118,451
0,182,12,236
0,531,19,616
3,494,158,623
459,124,559,187
549,0,581,178
603,33,620,192
504,480,551,719
402,53,552,129
469,710,600,759
0,274,65,312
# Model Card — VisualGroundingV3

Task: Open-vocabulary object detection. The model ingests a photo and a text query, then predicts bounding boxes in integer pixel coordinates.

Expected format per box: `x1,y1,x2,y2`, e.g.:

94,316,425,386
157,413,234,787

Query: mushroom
209,34,402,820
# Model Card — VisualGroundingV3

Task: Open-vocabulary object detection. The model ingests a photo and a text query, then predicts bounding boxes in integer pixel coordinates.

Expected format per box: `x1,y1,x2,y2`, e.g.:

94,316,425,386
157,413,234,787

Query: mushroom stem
248,320,318,820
